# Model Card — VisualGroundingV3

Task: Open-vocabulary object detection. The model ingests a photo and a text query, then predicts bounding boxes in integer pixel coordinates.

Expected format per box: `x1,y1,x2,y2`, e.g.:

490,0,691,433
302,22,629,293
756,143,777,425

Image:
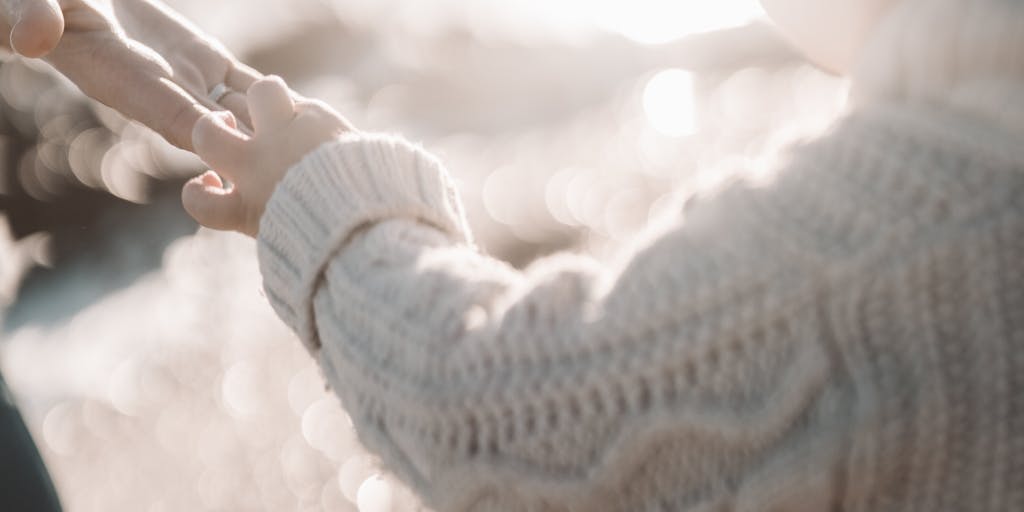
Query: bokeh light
643,69,698,137
356,474,393,512
590,0,765,44
0,0,848,510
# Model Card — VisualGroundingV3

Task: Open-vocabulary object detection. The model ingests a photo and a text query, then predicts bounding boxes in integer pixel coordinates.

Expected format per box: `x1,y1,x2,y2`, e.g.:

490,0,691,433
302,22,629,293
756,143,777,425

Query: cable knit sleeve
256,133,851,511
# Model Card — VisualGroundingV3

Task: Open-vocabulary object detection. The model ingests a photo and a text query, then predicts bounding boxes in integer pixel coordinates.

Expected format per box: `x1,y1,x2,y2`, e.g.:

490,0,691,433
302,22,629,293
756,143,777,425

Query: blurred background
0,0,848,510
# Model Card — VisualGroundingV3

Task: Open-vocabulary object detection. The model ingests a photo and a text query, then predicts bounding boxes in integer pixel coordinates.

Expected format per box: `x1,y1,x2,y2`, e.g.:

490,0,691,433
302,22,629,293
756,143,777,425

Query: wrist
256,133,472,353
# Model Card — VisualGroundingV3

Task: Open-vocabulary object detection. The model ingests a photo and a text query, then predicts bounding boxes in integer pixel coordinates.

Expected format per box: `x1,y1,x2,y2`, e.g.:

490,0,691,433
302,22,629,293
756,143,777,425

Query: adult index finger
47,32,209,150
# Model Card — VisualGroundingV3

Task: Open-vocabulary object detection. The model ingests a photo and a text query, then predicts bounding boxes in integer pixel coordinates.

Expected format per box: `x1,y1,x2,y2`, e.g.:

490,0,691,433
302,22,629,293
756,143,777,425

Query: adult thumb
182,171,249,235
8,0,65,58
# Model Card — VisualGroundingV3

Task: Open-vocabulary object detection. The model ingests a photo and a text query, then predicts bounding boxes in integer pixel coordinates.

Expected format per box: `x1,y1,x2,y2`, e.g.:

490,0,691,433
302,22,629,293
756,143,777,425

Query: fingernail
212,110,235,127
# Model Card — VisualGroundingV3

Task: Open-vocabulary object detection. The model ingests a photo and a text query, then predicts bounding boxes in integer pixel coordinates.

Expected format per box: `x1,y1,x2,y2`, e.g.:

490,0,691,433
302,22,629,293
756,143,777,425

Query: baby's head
760,0,899,74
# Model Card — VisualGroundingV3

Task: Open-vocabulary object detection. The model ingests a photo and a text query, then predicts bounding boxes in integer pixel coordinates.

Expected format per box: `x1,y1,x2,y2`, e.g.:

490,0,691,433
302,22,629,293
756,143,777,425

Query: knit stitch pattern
256,0,1024,509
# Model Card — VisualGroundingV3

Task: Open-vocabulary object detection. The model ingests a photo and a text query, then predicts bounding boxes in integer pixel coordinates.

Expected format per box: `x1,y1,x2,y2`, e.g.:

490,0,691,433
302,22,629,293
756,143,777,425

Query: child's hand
183,76,353,237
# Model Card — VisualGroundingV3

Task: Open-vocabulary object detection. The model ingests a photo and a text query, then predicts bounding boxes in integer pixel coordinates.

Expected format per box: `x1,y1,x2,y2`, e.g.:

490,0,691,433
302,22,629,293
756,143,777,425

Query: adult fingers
218,61,264,130
182,170,247,234
192,110,250,177
6,0,65,58
45,30,211,150
226,61,262,92
247,76,294,133
113,0,264,133
162,83,210,151
112,0,261,91
216,62,262,129
111,0,204,54
208,90,251,134
183,66,252,131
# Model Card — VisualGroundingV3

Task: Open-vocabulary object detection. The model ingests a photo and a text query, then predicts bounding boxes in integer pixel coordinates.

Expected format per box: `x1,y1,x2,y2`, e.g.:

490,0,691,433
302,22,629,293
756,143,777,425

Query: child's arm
182,76,353,236
185,77,846,511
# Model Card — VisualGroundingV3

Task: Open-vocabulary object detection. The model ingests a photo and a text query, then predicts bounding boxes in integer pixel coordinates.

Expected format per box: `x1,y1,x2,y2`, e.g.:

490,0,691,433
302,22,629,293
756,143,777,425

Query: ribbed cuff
256,132,473,354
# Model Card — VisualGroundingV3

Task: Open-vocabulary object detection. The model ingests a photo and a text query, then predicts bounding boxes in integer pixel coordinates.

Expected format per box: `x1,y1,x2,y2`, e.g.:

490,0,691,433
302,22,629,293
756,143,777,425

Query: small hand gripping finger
181,170,248,234
247,75,296,134
192,110,250,178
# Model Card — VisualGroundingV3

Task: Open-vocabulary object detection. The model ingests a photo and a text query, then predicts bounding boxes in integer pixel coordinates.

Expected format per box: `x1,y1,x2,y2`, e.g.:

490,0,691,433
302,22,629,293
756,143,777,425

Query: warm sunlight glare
591,0,766,44
643,68,697,137
508,0,768,44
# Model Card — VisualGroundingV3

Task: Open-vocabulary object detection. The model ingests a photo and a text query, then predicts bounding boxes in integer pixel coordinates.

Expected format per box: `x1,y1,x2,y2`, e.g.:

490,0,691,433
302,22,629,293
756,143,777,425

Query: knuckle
164,101,204,151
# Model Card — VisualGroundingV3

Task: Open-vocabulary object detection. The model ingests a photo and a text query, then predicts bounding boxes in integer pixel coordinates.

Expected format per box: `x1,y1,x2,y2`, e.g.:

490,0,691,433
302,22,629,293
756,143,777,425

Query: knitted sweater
255,0,1024,509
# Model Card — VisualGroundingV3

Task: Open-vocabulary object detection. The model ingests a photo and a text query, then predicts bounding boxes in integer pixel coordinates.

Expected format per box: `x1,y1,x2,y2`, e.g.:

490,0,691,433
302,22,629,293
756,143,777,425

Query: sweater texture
256,0,1024,509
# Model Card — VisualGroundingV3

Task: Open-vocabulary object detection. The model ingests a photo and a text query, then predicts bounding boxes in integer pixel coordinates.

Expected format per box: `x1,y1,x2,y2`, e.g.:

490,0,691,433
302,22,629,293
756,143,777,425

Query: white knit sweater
256,0,1024,509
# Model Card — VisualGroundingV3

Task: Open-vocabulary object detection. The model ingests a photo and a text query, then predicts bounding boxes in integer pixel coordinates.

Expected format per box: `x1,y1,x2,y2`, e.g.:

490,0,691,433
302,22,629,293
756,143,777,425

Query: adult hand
109,0,261,133
0,0,261,151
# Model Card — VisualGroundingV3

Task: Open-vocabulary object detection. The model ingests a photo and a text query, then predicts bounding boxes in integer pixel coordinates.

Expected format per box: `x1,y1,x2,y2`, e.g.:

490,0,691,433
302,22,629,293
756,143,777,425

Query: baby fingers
247,75,295,134
192,110,251,178
181,171,252,235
